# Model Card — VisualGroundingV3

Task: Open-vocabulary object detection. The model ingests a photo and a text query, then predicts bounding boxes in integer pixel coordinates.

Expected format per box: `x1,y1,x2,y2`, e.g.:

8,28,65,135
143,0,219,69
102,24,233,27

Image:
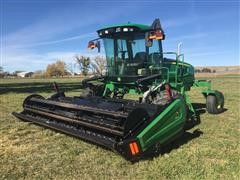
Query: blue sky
1,0,239,72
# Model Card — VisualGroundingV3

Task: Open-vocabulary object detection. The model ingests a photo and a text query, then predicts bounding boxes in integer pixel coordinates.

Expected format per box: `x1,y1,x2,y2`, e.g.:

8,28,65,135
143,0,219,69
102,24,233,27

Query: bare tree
75,55,90,76
201,68,211,73
90,55,106,76
195,69,201,73
66,63,75,76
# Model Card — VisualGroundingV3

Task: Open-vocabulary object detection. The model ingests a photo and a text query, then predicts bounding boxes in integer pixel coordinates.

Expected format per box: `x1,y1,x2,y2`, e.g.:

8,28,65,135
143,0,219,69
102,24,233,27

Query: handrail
177,54,184,62
149,51,184,84
150,67,169,82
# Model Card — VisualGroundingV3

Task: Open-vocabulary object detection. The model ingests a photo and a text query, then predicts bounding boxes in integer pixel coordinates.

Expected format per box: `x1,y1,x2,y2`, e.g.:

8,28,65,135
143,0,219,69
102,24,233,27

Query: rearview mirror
148,30,165,40
88,40,101,53
145,32,153,47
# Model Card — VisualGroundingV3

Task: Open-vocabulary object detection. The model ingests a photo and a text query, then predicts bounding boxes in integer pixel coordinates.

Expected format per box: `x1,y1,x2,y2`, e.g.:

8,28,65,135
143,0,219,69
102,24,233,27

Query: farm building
16,71,34,77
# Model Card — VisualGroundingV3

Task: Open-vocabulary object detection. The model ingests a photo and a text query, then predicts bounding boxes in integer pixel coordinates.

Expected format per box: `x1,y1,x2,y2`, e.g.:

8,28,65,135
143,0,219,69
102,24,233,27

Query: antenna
177,42,182,55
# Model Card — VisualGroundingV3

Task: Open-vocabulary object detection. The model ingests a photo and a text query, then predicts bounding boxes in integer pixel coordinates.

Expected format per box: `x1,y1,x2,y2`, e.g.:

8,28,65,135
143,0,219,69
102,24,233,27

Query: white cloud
3,2,235,72
3,47,104,72
1,2,144,72
7,32,95,49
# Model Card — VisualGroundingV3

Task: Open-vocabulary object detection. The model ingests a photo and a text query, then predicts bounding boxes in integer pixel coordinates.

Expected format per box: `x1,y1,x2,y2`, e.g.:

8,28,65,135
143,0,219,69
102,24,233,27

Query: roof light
116,27,121,32
129,28,134,31
123,28,128,32
104,30,109,34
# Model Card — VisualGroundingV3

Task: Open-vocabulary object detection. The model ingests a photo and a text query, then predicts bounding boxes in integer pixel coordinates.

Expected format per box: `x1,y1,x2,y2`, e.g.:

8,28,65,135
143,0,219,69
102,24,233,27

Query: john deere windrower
13,19,224,161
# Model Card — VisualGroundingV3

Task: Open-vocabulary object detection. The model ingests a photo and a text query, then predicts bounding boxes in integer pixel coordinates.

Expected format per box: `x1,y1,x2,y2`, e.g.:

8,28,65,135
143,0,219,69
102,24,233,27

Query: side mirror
88,40,101,53
148,30,165,40
88,41,95,49
150,18,165,40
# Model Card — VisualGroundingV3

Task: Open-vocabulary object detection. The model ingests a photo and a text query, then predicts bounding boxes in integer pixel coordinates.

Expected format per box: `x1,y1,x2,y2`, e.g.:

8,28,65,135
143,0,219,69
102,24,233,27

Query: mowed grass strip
0,77,239,179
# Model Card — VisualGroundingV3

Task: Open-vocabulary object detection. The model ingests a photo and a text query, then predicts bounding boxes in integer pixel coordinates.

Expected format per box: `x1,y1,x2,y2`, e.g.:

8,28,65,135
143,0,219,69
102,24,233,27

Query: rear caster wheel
206,91,224,114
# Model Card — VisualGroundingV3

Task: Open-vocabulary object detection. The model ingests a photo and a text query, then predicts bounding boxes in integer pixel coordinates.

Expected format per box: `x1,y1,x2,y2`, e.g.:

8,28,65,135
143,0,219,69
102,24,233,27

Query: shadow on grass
0,82,84,94
160,103,207,155
192,102,228,114
138,103,228,162
137,103,208,162
161,129,203,155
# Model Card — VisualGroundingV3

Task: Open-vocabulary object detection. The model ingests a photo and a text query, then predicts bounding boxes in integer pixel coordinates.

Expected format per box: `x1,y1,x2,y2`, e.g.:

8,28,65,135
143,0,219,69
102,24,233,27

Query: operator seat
134,52,147,75
134,52,147,64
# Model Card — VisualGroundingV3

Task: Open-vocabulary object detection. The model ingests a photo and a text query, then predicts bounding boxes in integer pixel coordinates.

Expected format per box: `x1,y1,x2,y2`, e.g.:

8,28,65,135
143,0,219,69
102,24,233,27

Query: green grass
0,77,239,179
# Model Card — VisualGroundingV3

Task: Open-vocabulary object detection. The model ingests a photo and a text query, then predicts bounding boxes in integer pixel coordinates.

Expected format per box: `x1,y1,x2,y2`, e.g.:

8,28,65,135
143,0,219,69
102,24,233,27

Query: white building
17,71,33,77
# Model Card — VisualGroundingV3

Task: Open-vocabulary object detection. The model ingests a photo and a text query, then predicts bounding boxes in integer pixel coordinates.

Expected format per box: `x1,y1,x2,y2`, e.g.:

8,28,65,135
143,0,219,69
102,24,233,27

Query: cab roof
97,23,150,32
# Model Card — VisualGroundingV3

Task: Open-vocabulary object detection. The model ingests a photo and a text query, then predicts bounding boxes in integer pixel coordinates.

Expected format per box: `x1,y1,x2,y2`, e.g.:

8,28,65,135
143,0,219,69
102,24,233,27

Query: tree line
0,55,106,78
43,55,106,77
0,58,218,78
195,68,216,73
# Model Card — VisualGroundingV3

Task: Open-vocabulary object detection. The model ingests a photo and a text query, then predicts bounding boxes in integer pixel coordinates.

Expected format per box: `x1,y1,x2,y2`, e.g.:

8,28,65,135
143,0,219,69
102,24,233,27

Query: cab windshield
103,33,162,76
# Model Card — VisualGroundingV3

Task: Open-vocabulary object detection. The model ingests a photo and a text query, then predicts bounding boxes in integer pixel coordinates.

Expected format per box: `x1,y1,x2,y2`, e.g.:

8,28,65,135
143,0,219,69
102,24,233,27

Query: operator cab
89,19,165,82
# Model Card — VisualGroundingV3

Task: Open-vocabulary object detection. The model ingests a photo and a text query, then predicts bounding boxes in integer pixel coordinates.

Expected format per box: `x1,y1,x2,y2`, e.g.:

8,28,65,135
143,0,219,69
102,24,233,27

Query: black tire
206,93,224,114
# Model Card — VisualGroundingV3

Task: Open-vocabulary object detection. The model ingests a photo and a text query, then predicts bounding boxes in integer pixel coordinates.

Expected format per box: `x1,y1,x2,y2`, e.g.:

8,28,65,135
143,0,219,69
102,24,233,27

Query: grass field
0,77,239,179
